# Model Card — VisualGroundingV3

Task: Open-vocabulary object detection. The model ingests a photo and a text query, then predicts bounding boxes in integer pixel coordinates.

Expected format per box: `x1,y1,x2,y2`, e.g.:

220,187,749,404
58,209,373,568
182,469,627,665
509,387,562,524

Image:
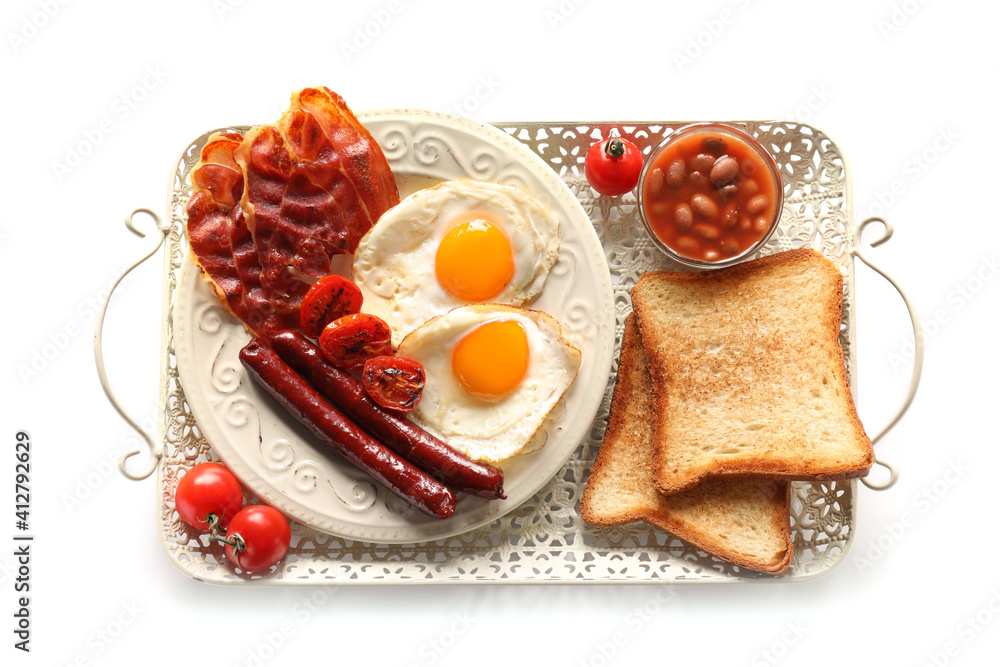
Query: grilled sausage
239,337,456,519
270,331,506,500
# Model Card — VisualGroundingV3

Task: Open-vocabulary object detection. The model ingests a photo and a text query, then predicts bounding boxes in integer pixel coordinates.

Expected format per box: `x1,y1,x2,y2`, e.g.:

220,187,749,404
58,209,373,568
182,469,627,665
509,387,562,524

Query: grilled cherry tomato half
299,275,364,339
222,505,291,573
319,313,393,370
363,356,426,412
585,136,643,196
175,462,244,531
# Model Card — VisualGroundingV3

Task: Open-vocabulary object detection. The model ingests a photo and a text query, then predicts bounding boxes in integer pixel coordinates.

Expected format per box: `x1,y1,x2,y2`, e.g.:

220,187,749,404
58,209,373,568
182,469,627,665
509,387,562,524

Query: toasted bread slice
631,249,873,496
580,314,793,575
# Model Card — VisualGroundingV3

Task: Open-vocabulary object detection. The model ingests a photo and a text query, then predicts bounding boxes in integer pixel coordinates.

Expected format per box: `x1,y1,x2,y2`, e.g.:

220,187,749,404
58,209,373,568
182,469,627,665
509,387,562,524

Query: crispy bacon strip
185,131,300,341
234,87,399,309
191,131,244,208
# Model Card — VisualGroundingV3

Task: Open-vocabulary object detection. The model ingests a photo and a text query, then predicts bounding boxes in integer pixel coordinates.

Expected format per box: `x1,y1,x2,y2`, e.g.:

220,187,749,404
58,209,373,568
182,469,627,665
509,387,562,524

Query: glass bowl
637,122,783,269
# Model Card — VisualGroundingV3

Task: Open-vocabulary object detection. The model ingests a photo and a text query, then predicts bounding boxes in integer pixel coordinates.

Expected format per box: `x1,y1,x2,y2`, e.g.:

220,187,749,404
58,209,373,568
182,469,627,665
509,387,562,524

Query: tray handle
851,216,924,491
94,208,171,481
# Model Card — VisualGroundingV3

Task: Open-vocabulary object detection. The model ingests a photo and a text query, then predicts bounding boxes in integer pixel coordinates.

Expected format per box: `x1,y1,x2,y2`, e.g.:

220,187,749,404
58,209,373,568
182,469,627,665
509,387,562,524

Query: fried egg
352,180,560,346
396,305,582,463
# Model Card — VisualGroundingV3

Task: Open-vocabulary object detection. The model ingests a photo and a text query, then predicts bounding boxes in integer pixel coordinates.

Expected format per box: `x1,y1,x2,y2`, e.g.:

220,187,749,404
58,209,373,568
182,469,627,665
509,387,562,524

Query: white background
3,0,997,665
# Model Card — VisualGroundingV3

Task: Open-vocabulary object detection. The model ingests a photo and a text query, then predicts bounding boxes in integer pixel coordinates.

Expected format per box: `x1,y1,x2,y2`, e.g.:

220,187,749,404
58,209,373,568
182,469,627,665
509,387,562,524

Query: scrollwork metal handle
94,208,171,481
852,217,924,491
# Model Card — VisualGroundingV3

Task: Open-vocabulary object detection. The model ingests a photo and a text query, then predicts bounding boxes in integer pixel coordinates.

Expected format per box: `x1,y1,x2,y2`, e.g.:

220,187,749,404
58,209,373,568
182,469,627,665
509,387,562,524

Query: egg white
351,180,560,347
396,305,582,463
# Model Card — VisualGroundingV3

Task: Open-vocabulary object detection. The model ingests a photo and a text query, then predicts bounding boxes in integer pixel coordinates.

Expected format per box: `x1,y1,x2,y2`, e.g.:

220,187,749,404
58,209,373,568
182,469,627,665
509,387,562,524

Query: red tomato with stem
319,313,393,370
585,135,643,196
222,505,291,573
299,275,364,339
175,462,244,531
363,356,426,412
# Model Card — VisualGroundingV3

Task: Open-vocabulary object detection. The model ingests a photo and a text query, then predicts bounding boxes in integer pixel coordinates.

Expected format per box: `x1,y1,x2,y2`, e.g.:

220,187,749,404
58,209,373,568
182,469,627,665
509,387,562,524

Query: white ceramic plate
173,109,615,543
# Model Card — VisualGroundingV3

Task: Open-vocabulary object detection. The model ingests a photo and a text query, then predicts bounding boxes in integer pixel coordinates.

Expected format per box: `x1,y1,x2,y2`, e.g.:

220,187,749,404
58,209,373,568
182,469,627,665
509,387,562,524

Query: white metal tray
96,119,923,584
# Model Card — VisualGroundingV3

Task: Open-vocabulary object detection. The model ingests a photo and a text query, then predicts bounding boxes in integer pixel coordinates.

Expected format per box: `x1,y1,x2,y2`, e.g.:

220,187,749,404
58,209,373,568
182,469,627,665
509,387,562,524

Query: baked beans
640,125,781,264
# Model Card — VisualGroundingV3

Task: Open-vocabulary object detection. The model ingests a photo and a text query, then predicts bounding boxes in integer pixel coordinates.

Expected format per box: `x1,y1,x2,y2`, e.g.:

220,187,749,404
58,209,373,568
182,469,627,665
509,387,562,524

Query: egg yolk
451,320,529,401
435,213,515,302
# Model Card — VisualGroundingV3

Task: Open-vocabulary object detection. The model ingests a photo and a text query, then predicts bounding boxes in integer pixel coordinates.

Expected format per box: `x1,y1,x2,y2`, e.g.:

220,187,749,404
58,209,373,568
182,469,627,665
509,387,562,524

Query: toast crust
631,249,873,496
580,314,793,575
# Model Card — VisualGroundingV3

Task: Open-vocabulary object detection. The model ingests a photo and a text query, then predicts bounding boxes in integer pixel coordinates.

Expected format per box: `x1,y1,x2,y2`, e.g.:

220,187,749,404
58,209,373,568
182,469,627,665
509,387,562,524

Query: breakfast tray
96,120,922,584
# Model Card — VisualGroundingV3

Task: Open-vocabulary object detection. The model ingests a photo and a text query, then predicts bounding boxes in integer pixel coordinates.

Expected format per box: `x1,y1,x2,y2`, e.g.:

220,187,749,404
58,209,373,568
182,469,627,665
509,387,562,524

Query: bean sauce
641,128,780,263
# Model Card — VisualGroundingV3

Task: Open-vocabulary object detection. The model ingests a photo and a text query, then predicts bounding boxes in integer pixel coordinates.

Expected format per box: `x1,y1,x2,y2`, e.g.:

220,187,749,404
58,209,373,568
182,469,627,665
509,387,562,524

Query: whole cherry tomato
222,505,291,573
319,313,393,370
585,135,643,196
175,462,244,531
299,275,364,339
363,355,426,412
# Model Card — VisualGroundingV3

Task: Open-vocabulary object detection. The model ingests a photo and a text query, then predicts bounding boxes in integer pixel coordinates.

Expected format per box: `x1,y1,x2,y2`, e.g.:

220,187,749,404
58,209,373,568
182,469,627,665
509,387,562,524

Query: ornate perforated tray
101,119,916,585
